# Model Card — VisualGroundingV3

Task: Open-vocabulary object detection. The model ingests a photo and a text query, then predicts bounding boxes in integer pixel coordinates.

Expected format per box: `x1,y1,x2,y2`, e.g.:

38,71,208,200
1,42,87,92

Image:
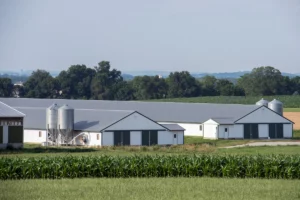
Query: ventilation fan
74,132,90,146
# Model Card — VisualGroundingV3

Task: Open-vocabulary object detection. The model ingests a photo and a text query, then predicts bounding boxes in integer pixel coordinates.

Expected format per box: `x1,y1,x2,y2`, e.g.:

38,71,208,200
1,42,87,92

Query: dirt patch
284,112,300,130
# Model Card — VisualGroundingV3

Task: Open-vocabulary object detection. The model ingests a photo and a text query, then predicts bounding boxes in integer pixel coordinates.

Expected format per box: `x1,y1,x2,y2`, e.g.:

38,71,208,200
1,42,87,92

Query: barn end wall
158,131,174,145
24,129,47,143
284,124,293,138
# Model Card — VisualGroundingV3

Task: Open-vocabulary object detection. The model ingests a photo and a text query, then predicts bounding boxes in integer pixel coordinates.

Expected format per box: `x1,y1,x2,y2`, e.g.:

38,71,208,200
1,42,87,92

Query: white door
173,133,178,145
224,127,229,139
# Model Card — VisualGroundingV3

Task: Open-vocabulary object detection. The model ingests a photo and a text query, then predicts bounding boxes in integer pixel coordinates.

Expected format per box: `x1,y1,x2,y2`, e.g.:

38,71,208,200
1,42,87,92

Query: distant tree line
0,61,299,99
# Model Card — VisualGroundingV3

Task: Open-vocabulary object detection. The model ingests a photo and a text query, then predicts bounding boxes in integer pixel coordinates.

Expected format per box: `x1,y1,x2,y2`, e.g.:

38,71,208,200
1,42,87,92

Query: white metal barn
12,106,184,146
0,98,294,141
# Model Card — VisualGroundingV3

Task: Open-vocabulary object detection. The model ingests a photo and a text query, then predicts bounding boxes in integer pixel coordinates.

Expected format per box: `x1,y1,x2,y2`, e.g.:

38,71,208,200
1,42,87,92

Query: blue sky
0,0,299,73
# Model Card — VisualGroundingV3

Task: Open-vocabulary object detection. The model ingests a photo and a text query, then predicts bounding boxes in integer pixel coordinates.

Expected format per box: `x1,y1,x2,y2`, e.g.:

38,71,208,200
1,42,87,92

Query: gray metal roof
210,118,235,124
16,107,134,132
0,101,25,117
0,98,260,124
161,124,185,131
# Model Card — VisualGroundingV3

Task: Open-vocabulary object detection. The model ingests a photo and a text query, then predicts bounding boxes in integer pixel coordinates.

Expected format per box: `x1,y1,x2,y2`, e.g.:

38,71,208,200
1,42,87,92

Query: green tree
12,85,25,98
111,81,135,100
91,61,124,100
0,78,13,97
57,65,96,99
201,75,218,96
290,76,300,95
216,79,235,96
131,76,168,100
166,71,201,98
237,66,283,96
24,70,59,98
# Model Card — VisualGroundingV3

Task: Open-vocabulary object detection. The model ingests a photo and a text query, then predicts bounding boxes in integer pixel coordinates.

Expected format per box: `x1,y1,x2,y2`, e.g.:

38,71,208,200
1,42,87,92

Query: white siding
24,129,46,143
236,107,291,124
203,120,218,139
158,131,174,145
284,124,293,138
106,112,165,131
88,132,101,146
259,124,269,138
130,131,141,145
177,132,184,144
159,122,202,136
102,132,113,146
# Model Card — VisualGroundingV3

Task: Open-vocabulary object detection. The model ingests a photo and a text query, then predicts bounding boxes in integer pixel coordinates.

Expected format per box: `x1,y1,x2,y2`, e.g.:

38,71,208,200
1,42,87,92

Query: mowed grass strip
1,178,300,200
2,144,300,158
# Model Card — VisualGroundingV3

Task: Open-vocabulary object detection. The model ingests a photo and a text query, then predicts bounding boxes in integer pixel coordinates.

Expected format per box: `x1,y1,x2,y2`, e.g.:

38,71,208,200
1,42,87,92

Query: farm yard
1,95,300,200
1,134,300,199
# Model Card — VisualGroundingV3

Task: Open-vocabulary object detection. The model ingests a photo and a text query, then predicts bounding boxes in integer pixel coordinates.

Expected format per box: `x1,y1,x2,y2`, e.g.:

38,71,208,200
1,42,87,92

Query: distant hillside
192,71,298,79
123,70,299,79
122,74,134,80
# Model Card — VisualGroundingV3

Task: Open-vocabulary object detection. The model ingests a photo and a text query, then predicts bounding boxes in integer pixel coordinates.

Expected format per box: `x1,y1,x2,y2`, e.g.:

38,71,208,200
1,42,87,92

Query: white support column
3,125,8,143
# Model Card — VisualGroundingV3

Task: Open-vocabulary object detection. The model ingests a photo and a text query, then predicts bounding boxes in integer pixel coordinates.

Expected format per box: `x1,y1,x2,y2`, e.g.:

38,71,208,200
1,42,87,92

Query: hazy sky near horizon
0,0,299,73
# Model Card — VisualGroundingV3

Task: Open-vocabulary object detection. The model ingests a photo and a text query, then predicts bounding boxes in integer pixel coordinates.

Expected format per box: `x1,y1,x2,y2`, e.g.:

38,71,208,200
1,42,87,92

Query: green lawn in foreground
1,144,300,158
1,133,299,158
1,178,300,200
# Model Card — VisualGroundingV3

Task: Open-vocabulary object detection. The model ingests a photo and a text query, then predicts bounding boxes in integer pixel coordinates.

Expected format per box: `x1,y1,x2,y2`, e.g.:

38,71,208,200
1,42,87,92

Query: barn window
174,134,177,138
199,125,202,131
97,134,100,140
39,131,42,137
225,128,228,132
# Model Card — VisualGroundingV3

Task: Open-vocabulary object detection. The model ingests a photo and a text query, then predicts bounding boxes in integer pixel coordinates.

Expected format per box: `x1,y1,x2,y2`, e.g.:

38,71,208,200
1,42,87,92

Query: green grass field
148,95,300,108
1,178,300,200
1,137,300,158
284,108,300,112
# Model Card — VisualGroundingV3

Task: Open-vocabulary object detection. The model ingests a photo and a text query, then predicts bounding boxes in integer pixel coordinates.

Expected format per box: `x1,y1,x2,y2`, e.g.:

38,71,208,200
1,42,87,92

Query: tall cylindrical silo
46,103,59,132
58,104,74,142
255,98,269,107
268,99,283,115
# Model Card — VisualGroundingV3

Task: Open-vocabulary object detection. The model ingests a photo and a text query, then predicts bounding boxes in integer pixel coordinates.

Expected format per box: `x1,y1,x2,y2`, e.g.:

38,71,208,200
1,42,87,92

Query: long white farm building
0,98,294,147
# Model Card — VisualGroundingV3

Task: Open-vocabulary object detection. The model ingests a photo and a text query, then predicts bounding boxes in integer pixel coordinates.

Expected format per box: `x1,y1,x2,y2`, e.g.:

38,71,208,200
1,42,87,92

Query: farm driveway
222,141,300,148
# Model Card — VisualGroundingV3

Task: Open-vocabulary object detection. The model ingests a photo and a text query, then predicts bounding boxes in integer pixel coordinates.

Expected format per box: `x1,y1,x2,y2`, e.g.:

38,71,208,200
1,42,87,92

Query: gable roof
16,107,134,132
161,124,185,131
210,118,235,124
0,98,260,123
234,106,294,124
0,101,25,117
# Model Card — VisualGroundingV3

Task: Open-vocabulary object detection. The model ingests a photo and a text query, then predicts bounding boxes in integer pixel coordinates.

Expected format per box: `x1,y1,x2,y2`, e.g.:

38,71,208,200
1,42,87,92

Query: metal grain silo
255,98,269,107
268,99,283,115
58,104,74,141
46,103,59,130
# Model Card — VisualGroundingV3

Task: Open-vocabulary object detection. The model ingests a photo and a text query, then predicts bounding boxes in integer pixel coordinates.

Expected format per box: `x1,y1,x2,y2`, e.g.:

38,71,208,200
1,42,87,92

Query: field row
1,155,300,179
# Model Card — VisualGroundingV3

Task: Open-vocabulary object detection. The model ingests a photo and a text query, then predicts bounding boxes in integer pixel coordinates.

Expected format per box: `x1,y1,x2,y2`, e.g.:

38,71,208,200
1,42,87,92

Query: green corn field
1,155,300,180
